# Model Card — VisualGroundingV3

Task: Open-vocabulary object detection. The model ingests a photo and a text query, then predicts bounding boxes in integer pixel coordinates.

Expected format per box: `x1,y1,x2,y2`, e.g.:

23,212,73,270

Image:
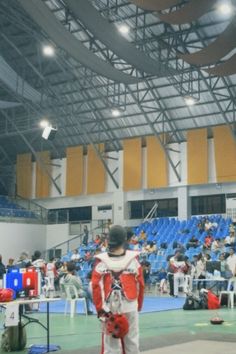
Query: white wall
46,223,69,250
0,222,46,263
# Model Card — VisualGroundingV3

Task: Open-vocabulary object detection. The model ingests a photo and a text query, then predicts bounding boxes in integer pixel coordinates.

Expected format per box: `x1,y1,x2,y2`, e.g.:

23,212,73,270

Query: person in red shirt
203,234,213,250
92,225,144,354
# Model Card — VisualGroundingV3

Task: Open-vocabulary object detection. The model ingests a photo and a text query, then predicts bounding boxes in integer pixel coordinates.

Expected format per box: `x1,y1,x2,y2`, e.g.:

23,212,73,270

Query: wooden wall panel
66,146,83,196
187,129,208,185
123,138,142,191
35,151,51,198
16,153,32,198
146,136,168,188
213,125,236,183
87,144,106,194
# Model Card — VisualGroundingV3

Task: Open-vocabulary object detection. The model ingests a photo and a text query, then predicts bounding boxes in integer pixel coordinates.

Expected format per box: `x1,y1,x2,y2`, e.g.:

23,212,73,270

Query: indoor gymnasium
0,0,236,354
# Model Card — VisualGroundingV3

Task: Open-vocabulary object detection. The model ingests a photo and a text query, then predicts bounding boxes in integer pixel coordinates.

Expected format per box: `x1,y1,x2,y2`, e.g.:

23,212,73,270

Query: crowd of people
0,218,235,305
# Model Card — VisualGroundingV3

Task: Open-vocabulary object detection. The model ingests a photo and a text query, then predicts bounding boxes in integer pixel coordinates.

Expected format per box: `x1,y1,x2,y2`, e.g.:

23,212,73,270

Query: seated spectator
226,248,236,277
59,261,68,275
139,230,146,241
225,232,235,247
197,220,205,234
94,235,101,245
205,219,213,231
71,249,80,262
219,253,232,291
203,234,213,251
186,236,199,250
211,238,221,254
219,253,232,279
229,223,235,234
145,241,157,254
61,262,93,314
100,240,107,253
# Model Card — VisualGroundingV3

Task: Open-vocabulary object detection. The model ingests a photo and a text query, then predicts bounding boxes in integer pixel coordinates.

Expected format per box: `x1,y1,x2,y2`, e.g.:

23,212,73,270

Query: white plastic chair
62,284,87,318
219,278,236,309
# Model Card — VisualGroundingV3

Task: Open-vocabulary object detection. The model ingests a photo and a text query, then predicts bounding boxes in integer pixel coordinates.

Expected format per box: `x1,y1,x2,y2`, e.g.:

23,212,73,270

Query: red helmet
106,314,129,339
0,288,15,302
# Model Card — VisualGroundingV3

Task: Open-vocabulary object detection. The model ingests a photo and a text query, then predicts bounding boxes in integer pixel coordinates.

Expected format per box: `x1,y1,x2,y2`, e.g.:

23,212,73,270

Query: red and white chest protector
92,250,144,313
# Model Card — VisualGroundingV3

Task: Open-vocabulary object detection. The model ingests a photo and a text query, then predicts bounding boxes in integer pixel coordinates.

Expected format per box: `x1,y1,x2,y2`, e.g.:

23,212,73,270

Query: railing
0,207,40,224
9,195,48,224
43,221,106,260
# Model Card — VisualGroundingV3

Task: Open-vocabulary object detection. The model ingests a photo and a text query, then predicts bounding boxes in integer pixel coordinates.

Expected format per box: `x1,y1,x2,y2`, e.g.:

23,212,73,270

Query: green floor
1,307,236,353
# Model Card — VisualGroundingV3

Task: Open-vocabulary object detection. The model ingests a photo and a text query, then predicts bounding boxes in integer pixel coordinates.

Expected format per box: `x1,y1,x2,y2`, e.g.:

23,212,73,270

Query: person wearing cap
92,225,144,354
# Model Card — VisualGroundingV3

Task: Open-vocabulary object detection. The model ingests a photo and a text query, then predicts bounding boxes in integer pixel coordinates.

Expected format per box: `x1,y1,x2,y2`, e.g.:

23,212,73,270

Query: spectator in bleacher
211,238,221,254
226,248,236,277
94,235,101,246
203,234,213,251
204,253,211,261
0,255,6,287
197,220,205,234
225,232,236,248
186,236,199,250
100,239,108,253
62,261,93,314
204,219,213,231
139,230,147,241
71,249,80,262
195,253,206,290
82,225,89,246
219,253,232,279
229,224,235,234
145,241,157,254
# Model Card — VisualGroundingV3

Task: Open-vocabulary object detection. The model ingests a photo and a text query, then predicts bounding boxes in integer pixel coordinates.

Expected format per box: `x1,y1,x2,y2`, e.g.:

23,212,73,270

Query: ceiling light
42,44,55,57
42,126,57,140
218,2,233,15
39,119,49,128
111,108,121,117
118,24,130,35
184,96,197,106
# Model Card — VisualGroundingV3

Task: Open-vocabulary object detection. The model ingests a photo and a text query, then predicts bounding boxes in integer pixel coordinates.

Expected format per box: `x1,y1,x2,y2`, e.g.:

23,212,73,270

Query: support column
113,190,125,225
178,186,190,220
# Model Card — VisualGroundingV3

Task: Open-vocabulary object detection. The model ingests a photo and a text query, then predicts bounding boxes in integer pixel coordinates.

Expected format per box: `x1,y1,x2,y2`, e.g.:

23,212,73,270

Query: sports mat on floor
39,296,185,314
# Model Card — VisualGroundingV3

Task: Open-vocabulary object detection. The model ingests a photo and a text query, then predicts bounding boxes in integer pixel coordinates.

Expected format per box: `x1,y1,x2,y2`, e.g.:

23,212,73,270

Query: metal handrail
42,221,106,260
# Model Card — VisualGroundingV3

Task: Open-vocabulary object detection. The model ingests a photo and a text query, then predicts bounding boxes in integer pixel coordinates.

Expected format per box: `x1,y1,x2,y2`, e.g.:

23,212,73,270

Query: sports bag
1,323,27,352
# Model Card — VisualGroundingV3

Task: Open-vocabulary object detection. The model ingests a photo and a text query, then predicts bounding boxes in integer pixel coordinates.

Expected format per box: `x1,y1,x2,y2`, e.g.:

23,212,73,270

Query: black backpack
183,294,202,310
1,323,27,352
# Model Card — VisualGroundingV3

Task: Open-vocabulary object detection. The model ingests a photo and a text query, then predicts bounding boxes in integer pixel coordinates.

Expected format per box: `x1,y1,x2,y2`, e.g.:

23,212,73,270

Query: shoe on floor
87,311,93,315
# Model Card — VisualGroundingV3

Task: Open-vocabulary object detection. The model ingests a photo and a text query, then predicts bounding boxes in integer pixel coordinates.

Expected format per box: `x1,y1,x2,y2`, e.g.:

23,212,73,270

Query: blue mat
39,296,185,314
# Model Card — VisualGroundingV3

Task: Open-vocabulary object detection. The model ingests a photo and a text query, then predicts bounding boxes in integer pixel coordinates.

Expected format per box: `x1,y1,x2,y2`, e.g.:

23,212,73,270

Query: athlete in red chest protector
92,225,144,354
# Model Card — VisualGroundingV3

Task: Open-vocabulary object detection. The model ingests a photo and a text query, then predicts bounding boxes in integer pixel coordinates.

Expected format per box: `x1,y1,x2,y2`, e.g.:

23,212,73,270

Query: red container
22,269,38,296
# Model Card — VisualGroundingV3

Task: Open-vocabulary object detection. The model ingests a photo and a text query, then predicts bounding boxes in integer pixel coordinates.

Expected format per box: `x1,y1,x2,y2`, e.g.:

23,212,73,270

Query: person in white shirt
71,249,80,262
226,248,236,276
169,253,187,297
211,239,221,254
